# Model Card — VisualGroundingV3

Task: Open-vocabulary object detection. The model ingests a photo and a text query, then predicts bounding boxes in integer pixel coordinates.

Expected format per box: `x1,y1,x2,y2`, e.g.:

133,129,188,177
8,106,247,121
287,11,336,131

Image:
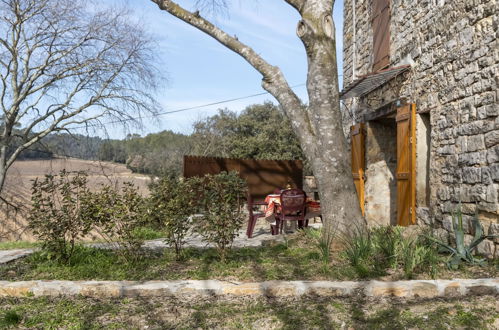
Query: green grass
0,295,497,329
1,230,497,282
0,238,347,281
0,241,40,250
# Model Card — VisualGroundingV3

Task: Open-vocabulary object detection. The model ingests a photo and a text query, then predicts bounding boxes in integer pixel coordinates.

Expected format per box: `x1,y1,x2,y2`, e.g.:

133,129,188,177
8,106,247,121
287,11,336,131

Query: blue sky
104,0,344,138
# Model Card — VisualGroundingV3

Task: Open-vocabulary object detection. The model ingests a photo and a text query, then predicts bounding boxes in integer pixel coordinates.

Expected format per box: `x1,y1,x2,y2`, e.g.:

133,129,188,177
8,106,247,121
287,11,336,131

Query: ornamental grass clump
342,225,440,279
28,170,93,264
194,171,247,262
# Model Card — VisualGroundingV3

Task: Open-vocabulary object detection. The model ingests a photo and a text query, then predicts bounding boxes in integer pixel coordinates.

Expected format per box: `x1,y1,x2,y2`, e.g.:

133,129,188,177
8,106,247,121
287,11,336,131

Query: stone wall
342,0,498,256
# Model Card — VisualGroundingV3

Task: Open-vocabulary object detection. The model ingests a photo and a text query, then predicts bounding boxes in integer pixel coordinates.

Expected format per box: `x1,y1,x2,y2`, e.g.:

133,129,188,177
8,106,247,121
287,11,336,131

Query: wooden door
396,104,416,226
350,123,366,216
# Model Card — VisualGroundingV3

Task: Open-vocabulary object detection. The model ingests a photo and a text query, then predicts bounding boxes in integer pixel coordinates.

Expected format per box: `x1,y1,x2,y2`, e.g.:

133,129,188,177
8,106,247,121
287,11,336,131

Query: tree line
19,102,306,176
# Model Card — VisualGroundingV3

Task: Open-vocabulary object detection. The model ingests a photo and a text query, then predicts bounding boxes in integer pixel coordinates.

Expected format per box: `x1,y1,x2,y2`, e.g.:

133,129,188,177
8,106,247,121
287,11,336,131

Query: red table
263,194,321,222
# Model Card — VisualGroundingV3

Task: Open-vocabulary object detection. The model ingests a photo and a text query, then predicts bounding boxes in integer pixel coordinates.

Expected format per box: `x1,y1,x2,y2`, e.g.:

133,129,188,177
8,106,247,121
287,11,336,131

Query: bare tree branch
151,0,365,235
283,0,305,13
0,0,163,195
152,0,309,135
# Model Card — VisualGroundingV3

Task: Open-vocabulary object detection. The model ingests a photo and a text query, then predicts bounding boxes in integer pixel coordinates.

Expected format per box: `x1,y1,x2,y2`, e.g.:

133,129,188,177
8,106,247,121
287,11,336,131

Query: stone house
340,0,498,256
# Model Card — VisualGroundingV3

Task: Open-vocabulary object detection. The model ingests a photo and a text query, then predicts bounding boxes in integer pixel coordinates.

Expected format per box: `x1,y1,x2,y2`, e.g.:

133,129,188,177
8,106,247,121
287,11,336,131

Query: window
372,0,391,71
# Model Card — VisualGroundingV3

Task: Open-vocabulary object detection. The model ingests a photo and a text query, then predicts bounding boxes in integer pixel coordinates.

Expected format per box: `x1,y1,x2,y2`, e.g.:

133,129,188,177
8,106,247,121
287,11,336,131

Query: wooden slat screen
350,123,366,216
183,156,303,201
372,0,391,71
396,104,416,226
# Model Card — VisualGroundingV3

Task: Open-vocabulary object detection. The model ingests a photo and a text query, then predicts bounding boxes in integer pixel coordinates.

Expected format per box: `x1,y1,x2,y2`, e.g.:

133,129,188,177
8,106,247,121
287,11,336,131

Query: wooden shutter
350,123,366,216
372,0,391,71
396,104,416,226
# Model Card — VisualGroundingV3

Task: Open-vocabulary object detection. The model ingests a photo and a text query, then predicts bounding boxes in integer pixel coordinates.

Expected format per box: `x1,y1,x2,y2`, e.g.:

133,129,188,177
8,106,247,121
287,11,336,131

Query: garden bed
1,232,497,282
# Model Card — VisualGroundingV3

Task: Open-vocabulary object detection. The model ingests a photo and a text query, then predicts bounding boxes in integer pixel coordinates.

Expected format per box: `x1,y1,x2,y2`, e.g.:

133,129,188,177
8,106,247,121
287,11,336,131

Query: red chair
246,195,267,238
273,189,307,234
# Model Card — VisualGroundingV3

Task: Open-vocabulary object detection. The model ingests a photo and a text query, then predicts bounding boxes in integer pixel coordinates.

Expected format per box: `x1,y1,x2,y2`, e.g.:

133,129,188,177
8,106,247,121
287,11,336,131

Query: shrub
28,170,93,263
194,172,247,261
148,176,202,260
81,182,146,261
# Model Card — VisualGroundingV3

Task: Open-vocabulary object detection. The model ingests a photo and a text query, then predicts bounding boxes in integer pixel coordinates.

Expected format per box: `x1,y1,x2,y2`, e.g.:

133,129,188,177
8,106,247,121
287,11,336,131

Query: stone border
0,279,497,299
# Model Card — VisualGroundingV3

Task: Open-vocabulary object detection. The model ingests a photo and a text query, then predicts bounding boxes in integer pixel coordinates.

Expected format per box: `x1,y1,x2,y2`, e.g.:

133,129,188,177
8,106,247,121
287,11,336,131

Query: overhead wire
71,82,309,129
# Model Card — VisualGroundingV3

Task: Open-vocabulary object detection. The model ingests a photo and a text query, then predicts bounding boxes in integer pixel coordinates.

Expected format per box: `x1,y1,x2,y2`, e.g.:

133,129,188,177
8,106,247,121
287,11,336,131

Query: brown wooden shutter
350,123,366,216
396,104,416,226
372,0,390,71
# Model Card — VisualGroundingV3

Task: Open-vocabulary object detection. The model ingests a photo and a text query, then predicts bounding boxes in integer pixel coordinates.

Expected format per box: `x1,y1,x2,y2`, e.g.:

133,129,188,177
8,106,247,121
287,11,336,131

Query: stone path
0,222,322,264
0,248,37,264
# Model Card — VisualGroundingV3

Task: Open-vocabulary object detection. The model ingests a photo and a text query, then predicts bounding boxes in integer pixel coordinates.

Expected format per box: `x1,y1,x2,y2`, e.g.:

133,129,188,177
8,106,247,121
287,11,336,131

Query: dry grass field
0,158,152,241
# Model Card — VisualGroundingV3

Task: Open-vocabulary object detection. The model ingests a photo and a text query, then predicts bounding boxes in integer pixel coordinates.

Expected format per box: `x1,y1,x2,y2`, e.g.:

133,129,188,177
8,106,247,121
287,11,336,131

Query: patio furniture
246,195,267,238
273,188,307,235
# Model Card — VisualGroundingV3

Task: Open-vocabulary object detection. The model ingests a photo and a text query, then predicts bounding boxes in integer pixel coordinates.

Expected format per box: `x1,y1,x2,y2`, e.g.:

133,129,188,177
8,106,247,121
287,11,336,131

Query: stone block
122,282,173,297
437,187,451,201
32,281,81,297
485,130,499,148
222,283,262,296
488,223,499,243
481,168,493,184
466,285,497,296
367,281,410,297
458,151,486,166
484,184,498,203
490,164,499,182
444,282,463,297
486,145,499,163
80,282,122,298
304,282,352,297
467,135,485,152
462,167,482,183
475,239,495,259
0,281,35,297
263,282,298,297
175,280,221,296
411,282,438,298
416,207,432,225
433,228,449,244
458,121,484,136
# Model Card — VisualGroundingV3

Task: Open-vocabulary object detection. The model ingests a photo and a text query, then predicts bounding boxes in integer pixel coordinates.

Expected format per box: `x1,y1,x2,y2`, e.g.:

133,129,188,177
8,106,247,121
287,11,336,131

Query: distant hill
15,102,306,176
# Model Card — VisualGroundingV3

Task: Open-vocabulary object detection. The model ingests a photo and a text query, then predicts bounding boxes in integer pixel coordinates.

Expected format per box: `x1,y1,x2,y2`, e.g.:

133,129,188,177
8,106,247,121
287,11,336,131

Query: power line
72,83,308,129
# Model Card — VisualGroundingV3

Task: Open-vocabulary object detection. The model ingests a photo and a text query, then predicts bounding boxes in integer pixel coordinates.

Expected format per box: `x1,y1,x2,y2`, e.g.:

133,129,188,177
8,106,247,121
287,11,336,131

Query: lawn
1,231,497,282
0,295,497,329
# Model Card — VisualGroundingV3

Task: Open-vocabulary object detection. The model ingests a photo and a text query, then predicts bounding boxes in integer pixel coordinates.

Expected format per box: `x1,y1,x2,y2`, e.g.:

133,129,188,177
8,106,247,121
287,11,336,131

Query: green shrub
81,182,146,261
28,170,93,263
194,172,247,261
148,176,202,260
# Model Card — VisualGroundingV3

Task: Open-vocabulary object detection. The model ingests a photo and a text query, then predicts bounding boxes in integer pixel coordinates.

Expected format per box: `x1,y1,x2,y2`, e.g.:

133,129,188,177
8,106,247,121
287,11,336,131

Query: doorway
364,117,398,226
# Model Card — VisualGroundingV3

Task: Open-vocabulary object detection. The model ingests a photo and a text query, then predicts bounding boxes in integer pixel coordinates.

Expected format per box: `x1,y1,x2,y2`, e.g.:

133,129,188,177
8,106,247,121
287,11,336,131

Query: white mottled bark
152,0,365,236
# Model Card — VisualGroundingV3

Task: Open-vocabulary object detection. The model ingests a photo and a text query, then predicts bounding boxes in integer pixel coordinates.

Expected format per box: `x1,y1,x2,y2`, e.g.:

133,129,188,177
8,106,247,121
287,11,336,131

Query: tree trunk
291,1,365,237
151,0,366,237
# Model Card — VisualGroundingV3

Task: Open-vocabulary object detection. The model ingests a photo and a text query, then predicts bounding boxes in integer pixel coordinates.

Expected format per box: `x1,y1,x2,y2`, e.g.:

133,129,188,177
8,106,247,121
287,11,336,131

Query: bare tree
0,0,161,194
150,0,365,236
